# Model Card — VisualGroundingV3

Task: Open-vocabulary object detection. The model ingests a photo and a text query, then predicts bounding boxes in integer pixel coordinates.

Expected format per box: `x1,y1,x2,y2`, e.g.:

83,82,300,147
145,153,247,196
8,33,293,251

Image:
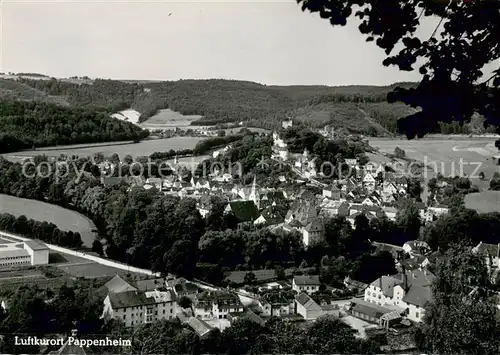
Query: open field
1,137,205,160
0,194,96,247
464,191,500,214
55,261,128,278
139,108,203,130
369,137,500,190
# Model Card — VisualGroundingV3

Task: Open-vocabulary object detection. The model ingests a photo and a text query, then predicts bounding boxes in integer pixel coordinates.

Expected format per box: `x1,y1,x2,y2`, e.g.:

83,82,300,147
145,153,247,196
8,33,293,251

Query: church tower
249,175,260,209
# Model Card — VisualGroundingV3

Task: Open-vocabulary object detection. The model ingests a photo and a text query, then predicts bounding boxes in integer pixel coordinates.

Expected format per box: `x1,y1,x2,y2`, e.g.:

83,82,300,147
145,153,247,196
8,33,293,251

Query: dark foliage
0,213,82,247
297,0,500,143
0,101,149,153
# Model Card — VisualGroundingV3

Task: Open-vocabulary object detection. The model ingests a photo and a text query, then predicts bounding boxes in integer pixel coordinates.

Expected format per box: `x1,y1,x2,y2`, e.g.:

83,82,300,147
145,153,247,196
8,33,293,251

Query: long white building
0,240,49,267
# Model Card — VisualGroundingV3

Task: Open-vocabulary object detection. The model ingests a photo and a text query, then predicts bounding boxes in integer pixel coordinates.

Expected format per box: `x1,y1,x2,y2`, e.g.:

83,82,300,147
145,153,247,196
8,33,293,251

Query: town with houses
1,117,499,354
43,119,494,348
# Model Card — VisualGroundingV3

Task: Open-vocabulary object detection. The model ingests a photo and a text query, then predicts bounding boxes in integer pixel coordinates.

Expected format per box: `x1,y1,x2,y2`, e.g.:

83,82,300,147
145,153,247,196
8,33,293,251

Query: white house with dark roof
302,217,325,247
193,290,243,320
295,292,323,320
364,268,435,323
102,276,177,327
292,275,321,295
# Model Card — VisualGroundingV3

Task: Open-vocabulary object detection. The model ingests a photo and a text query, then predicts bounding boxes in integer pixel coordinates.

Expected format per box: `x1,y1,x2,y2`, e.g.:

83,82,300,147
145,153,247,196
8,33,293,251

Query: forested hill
6,77,486,135
0,101,149,153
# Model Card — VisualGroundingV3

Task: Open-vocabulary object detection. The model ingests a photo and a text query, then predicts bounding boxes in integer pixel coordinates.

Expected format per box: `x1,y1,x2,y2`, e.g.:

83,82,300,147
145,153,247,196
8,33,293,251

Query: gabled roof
371,276,403,297
108,291,155,309
293,275,320,286
104,275,137,293
473,242,500,258
135,278,165,292
187,317,213,338
350,298,394,319
402,285,432,308
295,292,322,310
304,218,324,233
260,206,285,225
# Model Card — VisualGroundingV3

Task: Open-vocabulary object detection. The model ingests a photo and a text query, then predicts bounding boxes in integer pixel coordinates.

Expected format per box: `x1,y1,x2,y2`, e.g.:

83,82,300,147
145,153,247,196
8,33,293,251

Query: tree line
0,101,149,153
16,77,467,136
0,213,82,248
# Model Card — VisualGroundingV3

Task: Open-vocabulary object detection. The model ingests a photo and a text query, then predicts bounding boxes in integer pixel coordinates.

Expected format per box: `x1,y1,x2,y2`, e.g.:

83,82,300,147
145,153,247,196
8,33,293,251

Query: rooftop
108,291,156,309
295,292,322,310
135,278,165,292
24,240,49,251
104,275,137,293
350,298,394,319
293,275,321,286
402,285,432,308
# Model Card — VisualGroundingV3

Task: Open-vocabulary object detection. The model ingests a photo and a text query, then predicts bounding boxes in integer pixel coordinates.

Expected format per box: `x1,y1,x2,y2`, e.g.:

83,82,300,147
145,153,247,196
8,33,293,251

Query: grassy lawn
0,194,96,247
464,191,500,214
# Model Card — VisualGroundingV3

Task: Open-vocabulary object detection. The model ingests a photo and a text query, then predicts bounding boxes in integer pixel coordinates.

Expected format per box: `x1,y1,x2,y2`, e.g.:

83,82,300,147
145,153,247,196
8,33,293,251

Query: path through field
369,137,500,191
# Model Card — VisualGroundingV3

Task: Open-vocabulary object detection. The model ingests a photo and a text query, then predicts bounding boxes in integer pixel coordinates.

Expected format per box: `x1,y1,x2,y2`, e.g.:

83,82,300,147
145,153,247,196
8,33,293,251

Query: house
428,205,449,218
104,275,138,293
402,240,431,256
363,268,435,323
167,278,200,300
194,290,244,320
345,159,358,168
254,205,286,226
260,191,287,209
282,119,293,129
362,173,376,191
343,277,369,293
292,275,321,295
285,200,317,227
146,178,163,190
321,304,340,317
302,218,325,247
472,242,500,275
48,330,91,355
187,316,214,337
295,292,324,320
258,292,293,317
228,309,266,326
135,278,166,292
319,200,345,218
381,206,398,221
322,185,342,200
102,288,177,327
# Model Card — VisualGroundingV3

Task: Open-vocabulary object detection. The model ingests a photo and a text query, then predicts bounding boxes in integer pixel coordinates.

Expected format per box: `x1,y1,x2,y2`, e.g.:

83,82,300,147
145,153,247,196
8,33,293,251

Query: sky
0,0,437,86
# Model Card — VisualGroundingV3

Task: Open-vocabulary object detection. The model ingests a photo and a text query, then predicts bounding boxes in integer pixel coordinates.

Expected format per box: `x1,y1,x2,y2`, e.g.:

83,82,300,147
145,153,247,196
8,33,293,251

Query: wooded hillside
8,77,483,135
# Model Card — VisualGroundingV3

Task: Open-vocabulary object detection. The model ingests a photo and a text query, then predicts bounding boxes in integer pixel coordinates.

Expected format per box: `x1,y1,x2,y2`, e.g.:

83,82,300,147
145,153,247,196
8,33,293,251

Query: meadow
369,137,500,190
139,108,203,130
0,194,96,247
464,191,500,214
2,136,205,160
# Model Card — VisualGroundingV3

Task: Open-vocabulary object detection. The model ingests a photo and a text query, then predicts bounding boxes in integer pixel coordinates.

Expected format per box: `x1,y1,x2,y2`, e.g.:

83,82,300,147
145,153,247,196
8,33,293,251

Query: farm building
349,298,401,328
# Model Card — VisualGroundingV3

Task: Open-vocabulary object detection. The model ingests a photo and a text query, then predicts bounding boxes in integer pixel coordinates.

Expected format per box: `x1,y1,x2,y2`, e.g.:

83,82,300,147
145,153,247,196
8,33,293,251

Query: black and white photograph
0,0,499,354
